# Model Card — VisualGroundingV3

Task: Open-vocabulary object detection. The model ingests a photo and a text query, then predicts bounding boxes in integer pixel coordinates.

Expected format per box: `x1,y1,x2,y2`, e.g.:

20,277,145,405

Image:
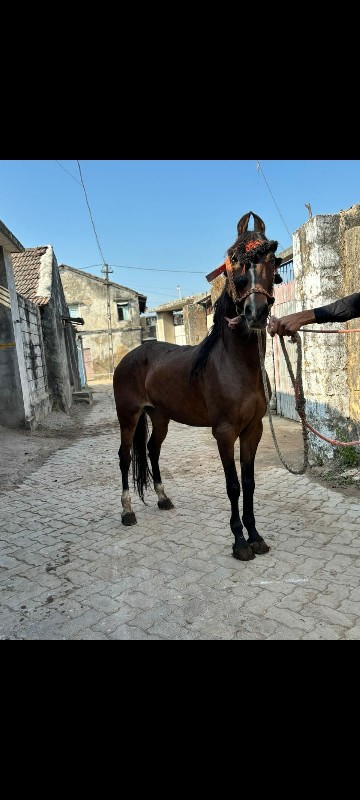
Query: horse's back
113,340,208,426
114,340,192,377
113,341,193,403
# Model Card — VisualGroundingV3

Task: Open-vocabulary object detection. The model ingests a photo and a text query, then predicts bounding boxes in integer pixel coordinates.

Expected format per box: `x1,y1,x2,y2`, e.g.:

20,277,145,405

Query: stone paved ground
1,385,359,640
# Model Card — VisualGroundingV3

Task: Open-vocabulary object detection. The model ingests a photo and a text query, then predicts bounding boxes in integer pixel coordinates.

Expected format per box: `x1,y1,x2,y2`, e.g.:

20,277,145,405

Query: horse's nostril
258,305,269,322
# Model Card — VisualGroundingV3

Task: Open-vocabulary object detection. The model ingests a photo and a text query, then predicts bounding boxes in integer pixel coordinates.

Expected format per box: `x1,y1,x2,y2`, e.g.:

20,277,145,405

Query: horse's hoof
158,498,174,510
122,511,137,526
250,539,270,555
232,544,255,561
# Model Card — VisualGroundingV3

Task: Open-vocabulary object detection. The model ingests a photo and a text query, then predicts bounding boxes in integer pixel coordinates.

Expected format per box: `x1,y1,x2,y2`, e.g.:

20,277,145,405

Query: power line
256,161,292,241
72,262,205,274
76,161,114,376
54,160,81,184
76,160,107,265
110,264,204,274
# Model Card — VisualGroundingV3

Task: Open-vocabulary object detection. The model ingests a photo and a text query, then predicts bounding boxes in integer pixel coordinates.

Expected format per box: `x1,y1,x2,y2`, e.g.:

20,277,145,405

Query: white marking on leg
121,489,132,516
154,482,167,502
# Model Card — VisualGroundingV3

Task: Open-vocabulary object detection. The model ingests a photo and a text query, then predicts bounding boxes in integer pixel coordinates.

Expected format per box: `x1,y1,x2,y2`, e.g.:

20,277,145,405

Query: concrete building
281,205,360,458
11,246,81,414
152,292,211,345
59,265,146,380
0,221,33,427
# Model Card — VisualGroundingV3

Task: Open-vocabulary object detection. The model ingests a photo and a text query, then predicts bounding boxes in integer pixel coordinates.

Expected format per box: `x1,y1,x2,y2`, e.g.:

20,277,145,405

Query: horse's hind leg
119,426,137,526
147,410,174,510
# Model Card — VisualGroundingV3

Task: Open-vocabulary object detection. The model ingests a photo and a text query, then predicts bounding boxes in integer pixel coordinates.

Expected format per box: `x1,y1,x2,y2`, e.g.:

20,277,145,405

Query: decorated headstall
206,212,283,309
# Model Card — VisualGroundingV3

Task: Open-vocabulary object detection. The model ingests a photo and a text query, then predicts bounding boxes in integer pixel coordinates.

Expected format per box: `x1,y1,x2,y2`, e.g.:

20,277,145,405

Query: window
277,259,294,284
117,302,130,321
68,303,80,318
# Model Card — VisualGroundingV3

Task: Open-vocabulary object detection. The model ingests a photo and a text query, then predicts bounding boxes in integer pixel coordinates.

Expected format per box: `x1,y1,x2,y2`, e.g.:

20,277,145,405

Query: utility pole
177,285,182,299
102,263,114,378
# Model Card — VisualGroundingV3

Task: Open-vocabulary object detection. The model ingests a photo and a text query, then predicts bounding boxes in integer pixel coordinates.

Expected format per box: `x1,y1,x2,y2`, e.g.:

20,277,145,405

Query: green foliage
335,428,360,468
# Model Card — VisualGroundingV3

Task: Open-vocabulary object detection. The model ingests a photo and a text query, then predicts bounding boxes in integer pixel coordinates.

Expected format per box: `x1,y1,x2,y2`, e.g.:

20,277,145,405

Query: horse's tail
132,410,152,502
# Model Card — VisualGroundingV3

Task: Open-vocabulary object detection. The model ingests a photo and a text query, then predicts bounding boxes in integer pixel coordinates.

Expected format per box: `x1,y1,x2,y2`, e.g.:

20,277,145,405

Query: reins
257,331,309,475
302,328,360,334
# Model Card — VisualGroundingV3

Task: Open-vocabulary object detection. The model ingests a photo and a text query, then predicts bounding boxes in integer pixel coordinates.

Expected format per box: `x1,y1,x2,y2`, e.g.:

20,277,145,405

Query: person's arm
313,293,360,323
268,293,360,337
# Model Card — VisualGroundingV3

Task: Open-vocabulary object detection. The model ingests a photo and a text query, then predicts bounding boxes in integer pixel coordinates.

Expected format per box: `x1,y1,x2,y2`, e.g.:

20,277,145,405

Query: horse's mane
190,289,235,381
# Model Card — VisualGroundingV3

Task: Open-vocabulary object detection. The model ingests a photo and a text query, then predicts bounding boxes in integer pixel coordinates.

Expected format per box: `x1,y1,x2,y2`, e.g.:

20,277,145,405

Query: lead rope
257,331,309,475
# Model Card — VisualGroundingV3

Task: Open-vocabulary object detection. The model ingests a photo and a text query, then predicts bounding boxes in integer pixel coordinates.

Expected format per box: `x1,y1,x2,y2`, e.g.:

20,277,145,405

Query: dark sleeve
313,293,360,323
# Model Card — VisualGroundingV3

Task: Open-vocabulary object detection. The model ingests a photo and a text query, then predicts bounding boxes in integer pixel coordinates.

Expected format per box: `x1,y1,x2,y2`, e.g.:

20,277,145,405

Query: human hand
267,310,316,337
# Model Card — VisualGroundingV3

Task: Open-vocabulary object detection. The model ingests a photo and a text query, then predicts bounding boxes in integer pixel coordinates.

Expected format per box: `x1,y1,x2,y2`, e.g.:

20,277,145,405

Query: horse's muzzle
244,302,269,329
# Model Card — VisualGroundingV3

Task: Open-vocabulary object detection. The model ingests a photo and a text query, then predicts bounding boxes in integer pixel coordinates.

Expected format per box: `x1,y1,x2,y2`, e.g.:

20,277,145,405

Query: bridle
225,240,277,313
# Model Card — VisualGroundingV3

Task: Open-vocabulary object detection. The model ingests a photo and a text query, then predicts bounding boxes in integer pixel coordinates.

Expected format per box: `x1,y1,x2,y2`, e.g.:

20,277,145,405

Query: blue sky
1,160,360,309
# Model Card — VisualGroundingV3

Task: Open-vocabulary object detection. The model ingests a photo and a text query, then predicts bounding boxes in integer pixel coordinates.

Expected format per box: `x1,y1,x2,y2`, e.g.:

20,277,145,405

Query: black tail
132,411,152,502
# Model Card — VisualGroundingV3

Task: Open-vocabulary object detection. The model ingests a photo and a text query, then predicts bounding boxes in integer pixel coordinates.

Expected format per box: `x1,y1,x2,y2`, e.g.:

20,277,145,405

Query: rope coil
257,331,309,475
257,331,360,475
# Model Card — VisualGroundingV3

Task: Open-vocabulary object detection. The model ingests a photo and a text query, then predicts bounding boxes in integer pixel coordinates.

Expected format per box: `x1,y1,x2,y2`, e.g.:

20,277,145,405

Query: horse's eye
234,274,247,289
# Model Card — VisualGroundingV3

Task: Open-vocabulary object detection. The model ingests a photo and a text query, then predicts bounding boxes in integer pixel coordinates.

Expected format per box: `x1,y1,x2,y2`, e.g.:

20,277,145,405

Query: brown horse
113,212,283,561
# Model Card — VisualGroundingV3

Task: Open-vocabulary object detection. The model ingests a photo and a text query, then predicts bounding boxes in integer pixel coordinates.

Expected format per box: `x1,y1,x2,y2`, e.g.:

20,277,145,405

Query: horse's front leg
240,424,270,555
213,426,255,561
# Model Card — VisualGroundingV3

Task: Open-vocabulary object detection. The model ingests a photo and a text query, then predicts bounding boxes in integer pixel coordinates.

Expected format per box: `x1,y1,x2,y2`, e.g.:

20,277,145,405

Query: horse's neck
222,323,265,362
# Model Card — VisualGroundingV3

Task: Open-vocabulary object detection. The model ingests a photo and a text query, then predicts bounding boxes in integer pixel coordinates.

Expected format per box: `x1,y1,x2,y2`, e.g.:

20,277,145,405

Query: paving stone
1,385,359,640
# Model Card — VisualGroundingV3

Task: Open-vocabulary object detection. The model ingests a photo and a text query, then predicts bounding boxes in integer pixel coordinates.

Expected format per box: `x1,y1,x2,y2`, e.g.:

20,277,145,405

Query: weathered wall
293,205,360,459
183,303,207,345
81,328,144,376
41,256,81,410
0,247,29,426
340,209,360,425
60,269,142,377
210,274,226,307
17,295,50,424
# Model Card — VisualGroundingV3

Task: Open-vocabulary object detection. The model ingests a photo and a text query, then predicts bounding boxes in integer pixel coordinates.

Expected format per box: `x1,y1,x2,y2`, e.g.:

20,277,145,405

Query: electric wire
256,161,292,241
76,160,107,266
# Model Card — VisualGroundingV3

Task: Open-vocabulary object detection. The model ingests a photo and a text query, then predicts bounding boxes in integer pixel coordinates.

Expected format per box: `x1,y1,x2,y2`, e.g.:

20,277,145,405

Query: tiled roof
11,246,51,305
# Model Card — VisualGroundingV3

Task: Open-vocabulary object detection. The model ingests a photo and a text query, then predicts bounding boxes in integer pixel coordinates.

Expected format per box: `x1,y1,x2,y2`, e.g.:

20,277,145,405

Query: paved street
1,386,360,639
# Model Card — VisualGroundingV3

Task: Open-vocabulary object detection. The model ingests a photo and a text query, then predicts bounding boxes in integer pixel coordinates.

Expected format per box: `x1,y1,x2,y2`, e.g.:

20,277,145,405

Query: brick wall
17,295,50,422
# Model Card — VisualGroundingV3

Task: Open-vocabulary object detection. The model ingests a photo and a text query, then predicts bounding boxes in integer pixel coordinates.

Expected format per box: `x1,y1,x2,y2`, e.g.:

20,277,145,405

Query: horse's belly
146,385,209,427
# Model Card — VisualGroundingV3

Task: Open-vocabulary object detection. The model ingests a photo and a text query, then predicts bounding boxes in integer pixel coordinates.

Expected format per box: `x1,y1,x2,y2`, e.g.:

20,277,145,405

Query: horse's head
225,212,282,330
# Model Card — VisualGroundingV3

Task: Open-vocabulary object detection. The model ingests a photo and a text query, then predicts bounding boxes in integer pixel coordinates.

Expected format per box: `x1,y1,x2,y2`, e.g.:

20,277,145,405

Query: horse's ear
237,212,252,236
252,213,266,235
